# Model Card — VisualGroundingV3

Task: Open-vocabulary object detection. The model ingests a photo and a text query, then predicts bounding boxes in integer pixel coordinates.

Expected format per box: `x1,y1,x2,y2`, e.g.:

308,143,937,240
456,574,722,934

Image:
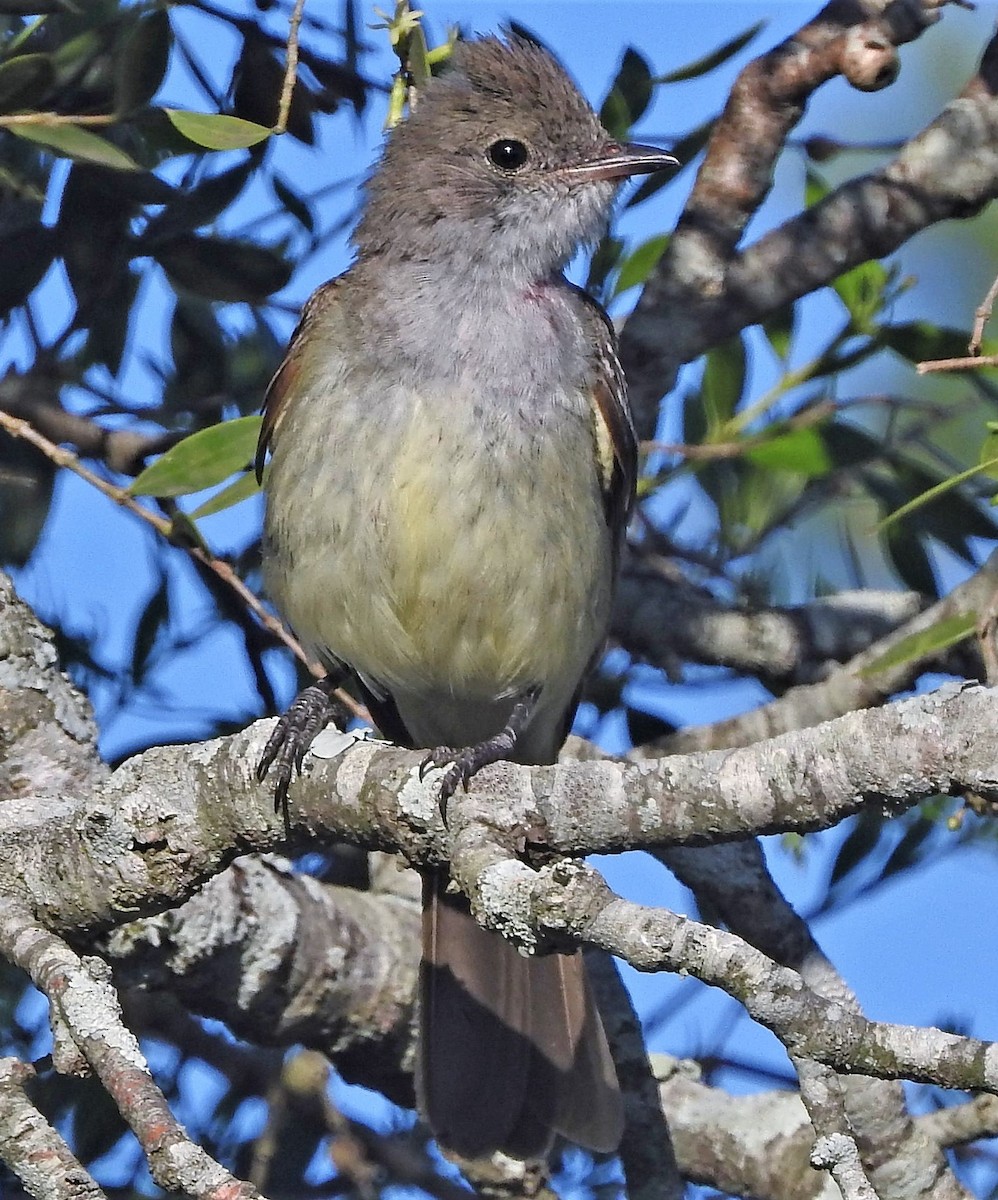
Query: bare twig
0,907,262,1199
0,409,373,719
971,269,998,353
274,0,307,133
0,1058,107,1200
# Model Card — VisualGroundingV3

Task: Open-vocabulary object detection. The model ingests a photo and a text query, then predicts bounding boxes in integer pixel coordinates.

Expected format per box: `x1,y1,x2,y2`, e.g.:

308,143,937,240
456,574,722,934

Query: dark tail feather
418,870,623,1159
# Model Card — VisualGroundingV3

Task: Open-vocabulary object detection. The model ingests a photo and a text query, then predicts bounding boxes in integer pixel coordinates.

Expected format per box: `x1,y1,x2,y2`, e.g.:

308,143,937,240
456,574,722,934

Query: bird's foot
419,688,541,815
257,674,345,817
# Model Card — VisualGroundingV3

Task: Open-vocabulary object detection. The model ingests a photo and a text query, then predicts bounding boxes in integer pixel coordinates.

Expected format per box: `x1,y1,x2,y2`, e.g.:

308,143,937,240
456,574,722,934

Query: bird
255,32,675,1159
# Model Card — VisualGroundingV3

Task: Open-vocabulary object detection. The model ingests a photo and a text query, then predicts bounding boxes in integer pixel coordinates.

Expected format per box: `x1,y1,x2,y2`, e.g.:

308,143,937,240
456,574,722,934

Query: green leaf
880,322,973,365
10,122,140,170
0,223,56,315
981,432,998,482
129,416,263,497
701,334,746,434
163,108,273,150
858,612,977,678
804,165,829,209
745,427,832,477
653,21,764,83
115,9,171,114
155,233,291,302
189,469,262,519
586,235,622,299
0,53,54,112
611,234,669,297
600,48,653,140
833,259,889,333
877,455,998,533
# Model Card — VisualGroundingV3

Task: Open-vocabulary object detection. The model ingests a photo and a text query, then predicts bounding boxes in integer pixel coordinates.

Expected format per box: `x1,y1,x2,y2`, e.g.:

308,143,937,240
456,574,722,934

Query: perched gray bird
256,33,675,1158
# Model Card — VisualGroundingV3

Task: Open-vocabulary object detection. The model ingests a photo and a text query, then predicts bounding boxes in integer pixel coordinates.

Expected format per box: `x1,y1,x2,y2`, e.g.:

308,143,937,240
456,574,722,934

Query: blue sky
8,2,998,1189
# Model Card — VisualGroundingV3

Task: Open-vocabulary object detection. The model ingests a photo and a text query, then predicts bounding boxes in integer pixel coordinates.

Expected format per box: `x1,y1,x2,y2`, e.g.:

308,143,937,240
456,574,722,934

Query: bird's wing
568,284,638,547
255,277,344,482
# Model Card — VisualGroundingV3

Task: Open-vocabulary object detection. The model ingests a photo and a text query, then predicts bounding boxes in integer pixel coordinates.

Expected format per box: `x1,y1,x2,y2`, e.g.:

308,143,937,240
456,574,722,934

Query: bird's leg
420,687,542,809
257,670,348,816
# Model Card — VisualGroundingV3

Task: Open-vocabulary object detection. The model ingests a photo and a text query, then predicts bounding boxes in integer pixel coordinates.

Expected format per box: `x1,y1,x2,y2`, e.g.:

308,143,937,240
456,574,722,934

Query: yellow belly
266,390,612,701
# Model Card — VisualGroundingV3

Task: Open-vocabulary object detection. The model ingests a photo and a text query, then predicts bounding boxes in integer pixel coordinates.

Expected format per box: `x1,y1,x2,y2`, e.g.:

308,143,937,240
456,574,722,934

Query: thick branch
613,551,925,683
620,6,996,435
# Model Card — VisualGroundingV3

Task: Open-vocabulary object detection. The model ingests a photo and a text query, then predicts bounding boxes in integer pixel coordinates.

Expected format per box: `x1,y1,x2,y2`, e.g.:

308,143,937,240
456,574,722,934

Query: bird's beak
564,141,679,183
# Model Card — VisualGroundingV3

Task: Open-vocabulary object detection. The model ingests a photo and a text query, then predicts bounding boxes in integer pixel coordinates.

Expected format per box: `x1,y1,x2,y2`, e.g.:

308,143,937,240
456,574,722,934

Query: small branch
492,857,998,1101
916,354,998,373
0,409,366,713
614,550,924,685
0,113,116,128
647,550,996,754
971,269,998,353
810,1132,880,1200
0,906,261,1199
0,1057,107,1200
918,1095,998,1148
274,0,306,133
621,12,998,438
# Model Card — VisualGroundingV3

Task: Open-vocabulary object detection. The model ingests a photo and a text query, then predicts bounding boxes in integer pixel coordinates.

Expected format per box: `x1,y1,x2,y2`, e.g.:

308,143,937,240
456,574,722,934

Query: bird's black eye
487,138,530,172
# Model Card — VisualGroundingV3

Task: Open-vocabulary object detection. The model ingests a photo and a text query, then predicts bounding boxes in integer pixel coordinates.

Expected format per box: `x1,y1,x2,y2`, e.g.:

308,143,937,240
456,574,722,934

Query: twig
917,354,998,374
971,269,998,353
0,907,262,1199
810,1132,879,1200
0,409,368,723
0,113,116,128
275,0,307,134
0,1057,107,1200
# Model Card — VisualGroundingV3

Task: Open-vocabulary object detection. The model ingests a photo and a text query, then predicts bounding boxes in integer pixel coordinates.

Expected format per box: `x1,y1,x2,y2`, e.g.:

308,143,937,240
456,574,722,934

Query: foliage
2,2,998,1197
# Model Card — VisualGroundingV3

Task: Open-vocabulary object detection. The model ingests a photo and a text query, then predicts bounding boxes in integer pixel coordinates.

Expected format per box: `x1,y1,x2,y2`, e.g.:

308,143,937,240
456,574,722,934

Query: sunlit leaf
833,259,889,332
129,416,263,497
804,165,829,209
745,427,832,477
701,334,746,433
189,469,261,519
163,108,272,149
858,612,977,678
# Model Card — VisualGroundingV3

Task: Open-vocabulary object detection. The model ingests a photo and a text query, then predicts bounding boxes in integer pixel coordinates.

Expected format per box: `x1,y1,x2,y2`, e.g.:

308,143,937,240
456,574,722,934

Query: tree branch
620,3,995,436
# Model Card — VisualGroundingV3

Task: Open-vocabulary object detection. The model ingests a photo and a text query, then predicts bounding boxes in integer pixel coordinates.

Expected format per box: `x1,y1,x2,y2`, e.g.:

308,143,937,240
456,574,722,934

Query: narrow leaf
10,122,140,170
189,469,261,519
129,416,263,497
611,234,669,297
653,22,764,84
163,108,272,150
859,612,977,678
877,455,998,533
